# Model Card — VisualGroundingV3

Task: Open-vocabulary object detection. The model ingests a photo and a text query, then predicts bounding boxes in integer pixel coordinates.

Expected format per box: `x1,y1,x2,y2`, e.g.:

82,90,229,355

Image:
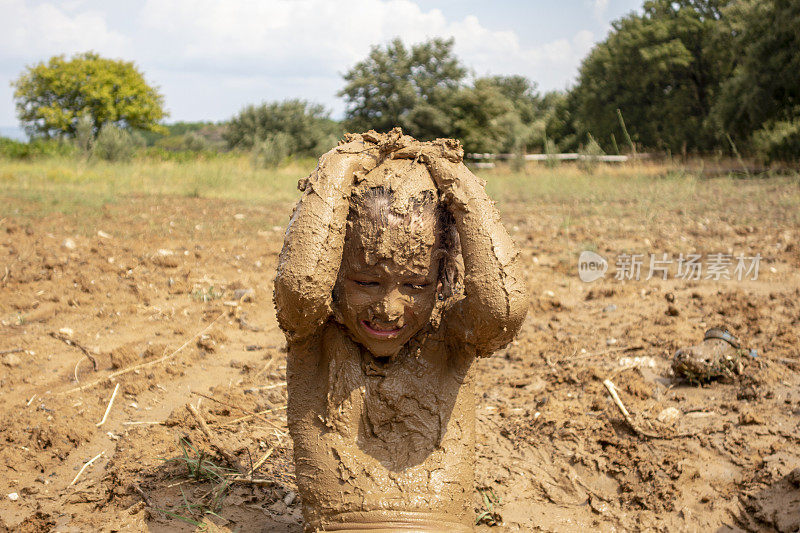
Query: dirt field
1,162,799,532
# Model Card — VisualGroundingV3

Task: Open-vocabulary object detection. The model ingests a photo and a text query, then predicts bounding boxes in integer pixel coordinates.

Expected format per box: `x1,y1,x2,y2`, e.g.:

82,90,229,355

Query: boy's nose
375,290,405,321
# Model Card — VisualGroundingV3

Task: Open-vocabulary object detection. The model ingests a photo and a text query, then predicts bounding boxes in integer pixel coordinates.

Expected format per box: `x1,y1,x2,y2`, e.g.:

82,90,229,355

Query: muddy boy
274,129,527,532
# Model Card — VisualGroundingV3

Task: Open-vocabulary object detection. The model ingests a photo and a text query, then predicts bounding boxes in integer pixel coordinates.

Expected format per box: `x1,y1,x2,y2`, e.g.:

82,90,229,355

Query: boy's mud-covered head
333,158,460,358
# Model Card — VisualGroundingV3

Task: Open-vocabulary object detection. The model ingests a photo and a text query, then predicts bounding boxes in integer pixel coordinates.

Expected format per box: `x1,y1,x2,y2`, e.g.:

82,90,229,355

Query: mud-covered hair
349,186,463,300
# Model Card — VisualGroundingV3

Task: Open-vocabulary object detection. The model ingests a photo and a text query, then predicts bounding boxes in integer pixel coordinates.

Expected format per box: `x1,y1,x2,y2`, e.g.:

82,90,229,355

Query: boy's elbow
473,283,528,357
273,273,331,339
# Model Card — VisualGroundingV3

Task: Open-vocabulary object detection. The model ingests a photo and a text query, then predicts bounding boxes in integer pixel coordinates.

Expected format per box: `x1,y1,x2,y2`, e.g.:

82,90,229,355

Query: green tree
712,0,800,158
11,52,166,139
224,99,342,157
339,38,466,138
571,0,735,153
449,76,550,155
449,78,515,154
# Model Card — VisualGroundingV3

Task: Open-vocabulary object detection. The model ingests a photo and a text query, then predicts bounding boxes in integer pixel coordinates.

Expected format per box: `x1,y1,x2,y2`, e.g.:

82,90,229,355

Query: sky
0,0,643,130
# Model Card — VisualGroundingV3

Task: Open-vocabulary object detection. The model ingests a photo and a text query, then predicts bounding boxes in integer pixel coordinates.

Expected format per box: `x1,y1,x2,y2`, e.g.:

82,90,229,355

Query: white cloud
0,0,127,61
137,0,594,92
593,0,610,22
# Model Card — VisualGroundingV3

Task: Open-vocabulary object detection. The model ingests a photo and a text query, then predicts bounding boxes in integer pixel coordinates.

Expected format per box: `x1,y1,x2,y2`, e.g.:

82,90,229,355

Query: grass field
2,155,799,230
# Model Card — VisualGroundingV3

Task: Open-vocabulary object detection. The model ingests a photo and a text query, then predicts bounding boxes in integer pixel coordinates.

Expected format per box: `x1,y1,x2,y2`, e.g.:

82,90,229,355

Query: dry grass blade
95,383,120,427
186,403,247,476
69,450,105,487
603,379,662,439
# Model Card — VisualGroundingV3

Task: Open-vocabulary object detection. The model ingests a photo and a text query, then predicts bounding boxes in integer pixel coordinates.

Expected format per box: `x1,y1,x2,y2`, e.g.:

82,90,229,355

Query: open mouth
360,320,404,339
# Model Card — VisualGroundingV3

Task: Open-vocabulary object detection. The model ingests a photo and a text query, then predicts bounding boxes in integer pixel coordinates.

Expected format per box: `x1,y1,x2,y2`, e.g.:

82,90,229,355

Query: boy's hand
414,140,484,210
299,139,374,200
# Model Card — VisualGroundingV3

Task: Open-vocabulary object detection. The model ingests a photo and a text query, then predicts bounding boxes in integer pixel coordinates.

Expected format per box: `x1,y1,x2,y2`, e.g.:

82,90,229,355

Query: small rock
97,230,112,239
59,327,74,337
589,495,609,514
2,353,21,367
788,467,800,488
7,492,19,501
233,288,255,302
233,213,246,220
666,305,680,316
738,410,763,425
283,491,297,506
543,290,555,298
61,238,77,250
602,304,617,313
229,360,243,369
657,407,681,425
665,292,675,303
152,249,179,268
606,337,618,346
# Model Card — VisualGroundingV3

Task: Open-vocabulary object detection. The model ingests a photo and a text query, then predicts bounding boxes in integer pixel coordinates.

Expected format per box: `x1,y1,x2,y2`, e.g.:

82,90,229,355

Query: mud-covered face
336,218,441,359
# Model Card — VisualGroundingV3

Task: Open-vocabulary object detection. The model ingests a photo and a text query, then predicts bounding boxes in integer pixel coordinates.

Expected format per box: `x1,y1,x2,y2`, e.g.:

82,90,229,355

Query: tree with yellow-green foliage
11,52,166,139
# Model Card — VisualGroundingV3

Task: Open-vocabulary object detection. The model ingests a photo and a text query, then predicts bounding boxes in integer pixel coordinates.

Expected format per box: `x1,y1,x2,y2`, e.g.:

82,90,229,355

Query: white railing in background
468,153,638,162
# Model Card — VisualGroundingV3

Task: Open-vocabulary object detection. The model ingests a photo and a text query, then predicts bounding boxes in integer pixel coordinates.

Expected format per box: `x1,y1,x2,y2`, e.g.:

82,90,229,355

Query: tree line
8,0,799,164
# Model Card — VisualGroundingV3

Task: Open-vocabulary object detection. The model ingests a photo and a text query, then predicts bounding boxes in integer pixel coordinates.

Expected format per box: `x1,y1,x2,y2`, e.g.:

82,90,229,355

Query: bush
92,123,144,161
0,137,77,159
251,132,293,168
752,120,800,164
0,137,32,159
74,114,94,156
543,138,559,168
577,134,605,173
225,100,342,158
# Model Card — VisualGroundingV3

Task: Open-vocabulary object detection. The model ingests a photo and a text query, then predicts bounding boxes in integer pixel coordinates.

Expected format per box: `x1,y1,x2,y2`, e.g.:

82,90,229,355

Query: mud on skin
273,129,528,532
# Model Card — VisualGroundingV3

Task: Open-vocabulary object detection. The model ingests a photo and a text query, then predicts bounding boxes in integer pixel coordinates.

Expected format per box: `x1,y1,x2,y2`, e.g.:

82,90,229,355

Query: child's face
336,217,441,358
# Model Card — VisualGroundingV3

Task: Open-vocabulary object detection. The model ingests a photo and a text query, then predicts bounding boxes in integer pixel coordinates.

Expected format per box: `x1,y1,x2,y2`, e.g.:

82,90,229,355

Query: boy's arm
420,142,528,357
274,140,377,342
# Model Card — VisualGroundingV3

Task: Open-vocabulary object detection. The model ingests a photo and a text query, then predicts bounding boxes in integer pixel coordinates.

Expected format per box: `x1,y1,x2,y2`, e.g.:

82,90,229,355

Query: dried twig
95,383,120,427
221,406,287,428
245,448,274,478
603,379,662,439
246,383,287,391
26,394,37,406
59,312,225,395
69,450,105,487
186,403,247,475
0,348,24,356
50,332,98,371
131,482,152,507
190,391,254,414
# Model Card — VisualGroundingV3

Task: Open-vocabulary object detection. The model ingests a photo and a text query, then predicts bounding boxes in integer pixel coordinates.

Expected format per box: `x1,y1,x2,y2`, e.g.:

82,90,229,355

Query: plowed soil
1,175,799,532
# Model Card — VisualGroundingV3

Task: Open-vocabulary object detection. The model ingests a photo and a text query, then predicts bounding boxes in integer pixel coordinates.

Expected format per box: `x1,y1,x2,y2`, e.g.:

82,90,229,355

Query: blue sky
1,0,642,130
